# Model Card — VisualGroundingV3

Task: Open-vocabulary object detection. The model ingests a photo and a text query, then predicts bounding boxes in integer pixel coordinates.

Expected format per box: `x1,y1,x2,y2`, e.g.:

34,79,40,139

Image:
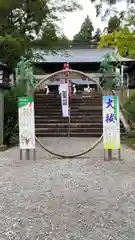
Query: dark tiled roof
36,48,113,63
35,48,134,63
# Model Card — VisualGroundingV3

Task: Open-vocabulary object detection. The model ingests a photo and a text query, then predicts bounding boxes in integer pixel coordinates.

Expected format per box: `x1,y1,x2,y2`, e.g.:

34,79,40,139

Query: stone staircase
34,91,125,137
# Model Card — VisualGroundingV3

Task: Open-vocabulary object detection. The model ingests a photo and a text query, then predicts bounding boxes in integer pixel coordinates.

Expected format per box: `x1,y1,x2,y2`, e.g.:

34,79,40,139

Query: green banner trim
18,97,33,108
113,96,118,121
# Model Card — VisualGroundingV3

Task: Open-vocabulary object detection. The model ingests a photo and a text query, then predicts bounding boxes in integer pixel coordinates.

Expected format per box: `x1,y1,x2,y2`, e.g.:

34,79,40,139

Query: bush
123,92,135,123
4,82,26,146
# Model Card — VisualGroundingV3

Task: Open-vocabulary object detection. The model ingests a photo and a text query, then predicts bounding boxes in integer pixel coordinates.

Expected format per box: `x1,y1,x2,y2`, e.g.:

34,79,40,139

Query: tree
124,92,135,123
2,0,81,145
73,16,94,43
93,28,101,42
0,0,81,68
99,27,135,56
107,15,121,33
100,52,121,90
90,0,132,16
99,13,135,57
0,35,26,69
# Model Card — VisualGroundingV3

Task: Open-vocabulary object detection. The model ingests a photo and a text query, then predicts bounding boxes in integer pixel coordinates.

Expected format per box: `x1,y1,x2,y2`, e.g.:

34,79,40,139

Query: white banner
103,96,120,150
60,83,69,117
18,97,35,149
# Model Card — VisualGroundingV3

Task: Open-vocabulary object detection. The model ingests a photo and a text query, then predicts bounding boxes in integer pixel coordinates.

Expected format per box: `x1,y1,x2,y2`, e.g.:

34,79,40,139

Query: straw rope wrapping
35,69,103,158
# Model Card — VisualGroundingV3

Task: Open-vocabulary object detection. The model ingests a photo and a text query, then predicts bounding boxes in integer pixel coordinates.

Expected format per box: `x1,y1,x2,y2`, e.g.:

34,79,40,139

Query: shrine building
33,45,135,92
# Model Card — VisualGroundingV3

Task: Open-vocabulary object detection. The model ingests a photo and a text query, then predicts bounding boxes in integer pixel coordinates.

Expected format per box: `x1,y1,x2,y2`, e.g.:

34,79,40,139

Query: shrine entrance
34,67,104,158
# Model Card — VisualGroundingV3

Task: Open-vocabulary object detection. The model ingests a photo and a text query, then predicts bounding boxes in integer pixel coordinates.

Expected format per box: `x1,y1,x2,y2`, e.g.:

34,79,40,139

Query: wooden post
108,149,112,160
19,149,36,161
118,148,121,160
104,150,107,161
104,149,121,161
26,149,30,160
33,149,36,161
104,149,113,161
20,149,23,160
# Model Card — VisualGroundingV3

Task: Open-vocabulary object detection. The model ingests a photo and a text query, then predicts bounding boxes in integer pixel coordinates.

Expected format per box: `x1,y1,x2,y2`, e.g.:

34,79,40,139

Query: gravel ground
0,138,135,239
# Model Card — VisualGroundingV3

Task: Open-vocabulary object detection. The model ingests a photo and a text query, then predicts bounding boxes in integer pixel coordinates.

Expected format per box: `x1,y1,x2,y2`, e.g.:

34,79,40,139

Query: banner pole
68,108,71,137
20,149,23,160
108,149,112,160
118,148,121,160
26,149,30,160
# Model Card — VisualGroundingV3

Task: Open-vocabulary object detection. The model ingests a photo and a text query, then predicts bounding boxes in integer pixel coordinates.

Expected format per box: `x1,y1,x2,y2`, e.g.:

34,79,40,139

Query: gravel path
0,138,135,239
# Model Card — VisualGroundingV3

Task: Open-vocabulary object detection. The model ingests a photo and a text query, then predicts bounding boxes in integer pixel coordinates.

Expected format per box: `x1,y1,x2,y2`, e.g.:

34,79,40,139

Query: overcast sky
60,0,127,39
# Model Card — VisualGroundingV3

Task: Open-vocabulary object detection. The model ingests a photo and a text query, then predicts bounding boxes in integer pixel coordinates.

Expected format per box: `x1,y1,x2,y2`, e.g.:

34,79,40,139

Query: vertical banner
60,83,69,117
103,96,120,150
18,97,35,149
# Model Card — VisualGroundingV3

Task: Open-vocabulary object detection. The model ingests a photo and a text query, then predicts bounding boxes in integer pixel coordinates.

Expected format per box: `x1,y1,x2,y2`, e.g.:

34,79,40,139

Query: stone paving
0,138,135,239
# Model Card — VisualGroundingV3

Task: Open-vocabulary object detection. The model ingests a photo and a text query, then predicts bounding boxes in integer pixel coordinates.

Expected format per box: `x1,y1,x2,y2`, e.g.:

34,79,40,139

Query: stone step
35,96,102,99
35,117,124,127
35,122,102,128
35,108,102,113
34,112,103,117
35,100,102,104
35,94,102,98
35,104,102,109
35,122,124,127
35,122,102,126
35,132,102,137
35,110,102,114
35,101,102,106
35,95,102,99
35,93,101,97
35,118,103,123
36,126,124,133
34,91,124,138
35,123,103,127
35,115,102,119
35,106,102,111
35,99,101,103
36,127,103,134
35,98,102,102
35,96,102,100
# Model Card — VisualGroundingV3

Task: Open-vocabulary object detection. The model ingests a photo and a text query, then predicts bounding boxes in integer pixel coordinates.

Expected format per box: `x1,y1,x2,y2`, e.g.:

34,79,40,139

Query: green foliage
4,83,26,146
0,0,81,36
99,27,135,57
4,55,38,146
0,0,81,68
100,52,121,90
100,52,118,72
107,15,121,33
93,28,101,42
0,35,26,69
122,130,135,147
103,77,120,90
99,31,116,49
99,10,135,57
90,0,133,16
124,92,135,123
1,0,81,146
73,16,94,43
